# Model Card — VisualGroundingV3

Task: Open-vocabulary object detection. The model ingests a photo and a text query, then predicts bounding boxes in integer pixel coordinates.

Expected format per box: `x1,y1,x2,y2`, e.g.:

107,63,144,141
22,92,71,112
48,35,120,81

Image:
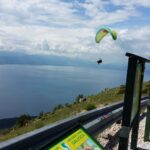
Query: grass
0,81,150,142
85,103,96,110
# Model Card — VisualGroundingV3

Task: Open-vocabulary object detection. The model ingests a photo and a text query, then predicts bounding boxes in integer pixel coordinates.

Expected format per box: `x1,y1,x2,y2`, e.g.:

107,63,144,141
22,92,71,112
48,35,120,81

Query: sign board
130,63,142,124
44,125,104,150
119,52,150,150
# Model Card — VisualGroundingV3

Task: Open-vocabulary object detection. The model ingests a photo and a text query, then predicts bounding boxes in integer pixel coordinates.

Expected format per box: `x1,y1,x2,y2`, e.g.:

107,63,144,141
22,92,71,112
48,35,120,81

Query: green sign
131,63,142,124
46,127,104,150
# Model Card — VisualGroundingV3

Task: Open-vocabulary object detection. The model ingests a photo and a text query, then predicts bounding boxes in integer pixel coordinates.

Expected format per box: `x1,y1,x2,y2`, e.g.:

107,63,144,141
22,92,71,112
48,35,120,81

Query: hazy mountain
0,117,17,129
0,51,93,66
0,51,126,70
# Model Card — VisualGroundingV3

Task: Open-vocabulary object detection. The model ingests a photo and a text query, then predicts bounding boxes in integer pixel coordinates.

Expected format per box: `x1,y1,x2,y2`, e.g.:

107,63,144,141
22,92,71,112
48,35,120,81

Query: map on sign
46,127,104,150
131,63,142,124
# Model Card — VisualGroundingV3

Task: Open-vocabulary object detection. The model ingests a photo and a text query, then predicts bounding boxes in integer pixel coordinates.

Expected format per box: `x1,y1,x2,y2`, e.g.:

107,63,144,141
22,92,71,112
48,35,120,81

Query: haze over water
0,65,149,119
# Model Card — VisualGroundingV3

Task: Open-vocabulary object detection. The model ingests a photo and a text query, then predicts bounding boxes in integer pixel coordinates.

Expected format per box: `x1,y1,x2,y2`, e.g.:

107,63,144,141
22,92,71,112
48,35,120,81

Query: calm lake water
0,65,149,119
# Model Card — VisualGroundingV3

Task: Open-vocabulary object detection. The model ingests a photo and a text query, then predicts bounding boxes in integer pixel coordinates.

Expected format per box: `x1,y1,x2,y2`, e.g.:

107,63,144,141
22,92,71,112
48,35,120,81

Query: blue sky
0,0,150,64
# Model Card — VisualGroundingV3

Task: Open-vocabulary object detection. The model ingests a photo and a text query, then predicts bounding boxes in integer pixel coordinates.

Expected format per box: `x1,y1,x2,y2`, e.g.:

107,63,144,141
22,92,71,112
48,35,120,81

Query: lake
0,65,149,119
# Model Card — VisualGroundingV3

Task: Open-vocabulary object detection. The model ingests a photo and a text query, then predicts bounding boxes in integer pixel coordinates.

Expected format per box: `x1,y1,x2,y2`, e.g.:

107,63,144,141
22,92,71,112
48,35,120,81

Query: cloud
0,0,149,64
111,0,150,8
0,0,146,28
76,0,139,28
0,0,84,27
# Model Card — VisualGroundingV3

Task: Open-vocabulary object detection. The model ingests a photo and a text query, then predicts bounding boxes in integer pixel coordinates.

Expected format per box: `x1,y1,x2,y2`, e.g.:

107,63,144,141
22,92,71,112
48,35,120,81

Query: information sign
130,63,142,124
44,126,104,150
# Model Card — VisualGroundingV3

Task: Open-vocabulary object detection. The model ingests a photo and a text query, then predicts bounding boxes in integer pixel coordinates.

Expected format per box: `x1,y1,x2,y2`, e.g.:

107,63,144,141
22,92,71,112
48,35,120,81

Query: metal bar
84,107,123,136
126,53,150,63
0,100,124,150
119,56,137,150
0,98,148,150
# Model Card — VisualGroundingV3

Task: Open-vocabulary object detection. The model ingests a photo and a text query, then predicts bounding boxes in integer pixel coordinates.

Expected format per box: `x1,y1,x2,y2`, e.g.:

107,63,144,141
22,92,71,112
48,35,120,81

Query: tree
53,104,64,112
65,103,71,107
85,104,96,111
38,111,44,119
16,114,31,127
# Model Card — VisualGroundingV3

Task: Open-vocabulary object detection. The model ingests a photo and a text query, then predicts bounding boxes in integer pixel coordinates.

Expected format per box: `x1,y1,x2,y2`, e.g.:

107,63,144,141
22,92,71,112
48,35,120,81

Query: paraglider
97,58,102,64
95,26,117,64
95,26,117,43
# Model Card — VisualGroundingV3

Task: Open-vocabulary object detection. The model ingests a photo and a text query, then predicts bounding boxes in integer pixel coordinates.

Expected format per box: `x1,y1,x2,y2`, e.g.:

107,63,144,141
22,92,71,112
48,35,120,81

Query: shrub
146,83,150,88
53,104,64,112
0,128,10,135
142,87,149,94
104,88,109,92
85,104,96,111
120,85,125,88
146,81,150,88
65,103,71,107
38,111,44,119
16,114,31,127
117,85,125,94
34,122,44,129
117,88,125,94
75,94,84,103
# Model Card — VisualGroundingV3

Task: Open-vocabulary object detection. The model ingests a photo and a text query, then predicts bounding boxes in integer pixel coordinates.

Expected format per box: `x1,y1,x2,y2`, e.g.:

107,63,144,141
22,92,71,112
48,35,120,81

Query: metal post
144,89,150,141
131,63,145,149
118,56,137,150
119,53,150,150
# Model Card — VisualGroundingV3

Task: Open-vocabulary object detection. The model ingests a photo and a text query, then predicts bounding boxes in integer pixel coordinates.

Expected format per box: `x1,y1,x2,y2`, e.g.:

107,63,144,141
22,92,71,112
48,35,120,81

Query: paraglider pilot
97,59,102,64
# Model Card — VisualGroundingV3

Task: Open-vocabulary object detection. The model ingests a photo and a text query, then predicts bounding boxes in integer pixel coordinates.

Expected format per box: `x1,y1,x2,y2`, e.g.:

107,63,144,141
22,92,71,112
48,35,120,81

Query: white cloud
0,0,149,64
0,0,144,28
115,25,150,59
111,0,150,7
78,0,106,17
0,0,84,27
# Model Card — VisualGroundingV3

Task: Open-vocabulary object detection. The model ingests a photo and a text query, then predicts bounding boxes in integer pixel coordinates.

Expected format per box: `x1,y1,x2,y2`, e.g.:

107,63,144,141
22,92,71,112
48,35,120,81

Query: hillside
0,118,17,130
0,81,150,142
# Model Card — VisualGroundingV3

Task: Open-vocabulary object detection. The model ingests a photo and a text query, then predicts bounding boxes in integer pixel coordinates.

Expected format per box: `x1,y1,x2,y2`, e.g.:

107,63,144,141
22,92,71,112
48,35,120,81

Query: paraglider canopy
95,26,117,43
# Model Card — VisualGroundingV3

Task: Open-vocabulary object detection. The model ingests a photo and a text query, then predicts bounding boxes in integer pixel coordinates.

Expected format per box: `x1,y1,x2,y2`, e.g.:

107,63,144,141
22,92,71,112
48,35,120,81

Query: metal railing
0,97,148,150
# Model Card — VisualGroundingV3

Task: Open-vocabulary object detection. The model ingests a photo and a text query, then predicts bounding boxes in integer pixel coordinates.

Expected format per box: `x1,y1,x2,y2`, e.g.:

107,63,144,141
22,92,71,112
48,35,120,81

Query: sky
0,0,150,64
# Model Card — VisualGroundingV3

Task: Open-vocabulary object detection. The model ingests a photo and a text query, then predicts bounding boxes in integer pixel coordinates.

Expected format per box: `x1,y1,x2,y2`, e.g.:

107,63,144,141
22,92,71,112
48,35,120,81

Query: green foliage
65,103,71,107
0,129,10,135
88,87,123,105
116,85,125,94
16,114,32,127
117,88,125,94
146,81,150,88
53,104,64,112
2,81,150,142
146,83,150,88
142,87,149,94
38,111,44,119
34,122,44,129
85,104,96,111
120,84,125,88
75,94,84,103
